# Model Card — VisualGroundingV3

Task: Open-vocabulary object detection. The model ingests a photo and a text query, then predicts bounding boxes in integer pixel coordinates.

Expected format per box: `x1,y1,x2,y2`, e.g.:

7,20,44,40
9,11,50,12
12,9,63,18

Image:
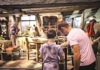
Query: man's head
58,21,71,36
89,19,97,24
47,29,56,39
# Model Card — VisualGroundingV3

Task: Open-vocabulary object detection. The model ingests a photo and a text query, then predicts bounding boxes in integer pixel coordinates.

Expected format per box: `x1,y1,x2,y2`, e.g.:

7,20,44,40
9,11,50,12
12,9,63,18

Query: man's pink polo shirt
67,28,96,66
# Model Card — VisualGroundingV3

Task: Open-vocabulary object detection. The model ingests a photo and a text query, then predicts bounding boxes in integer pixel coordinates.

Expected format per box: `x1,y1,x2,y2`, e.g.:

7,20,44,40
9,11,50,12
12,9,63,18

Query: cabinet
43,16,58,33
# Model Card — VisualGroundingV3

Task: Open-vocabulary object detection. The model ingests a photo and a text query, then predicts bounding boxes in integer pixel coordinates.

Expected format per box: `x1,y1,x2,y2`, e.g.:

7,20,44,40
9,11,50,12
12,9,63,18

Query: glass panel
21,21,29,33
29,21,36,26
73,17,81,28
21,21,36,34
21,15,29,20
21,15,36,20
30,15,36,20
65,18,72,26
21,15,36,35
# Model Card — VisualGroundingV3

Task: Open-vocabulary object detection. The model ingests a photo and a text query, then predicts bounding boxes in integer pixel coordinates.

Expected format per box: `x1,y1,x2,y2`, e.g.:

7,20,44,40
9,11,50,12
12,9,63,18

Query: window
65,18,72,26
73,16,81,28
64,14,82,28
21,15,36,33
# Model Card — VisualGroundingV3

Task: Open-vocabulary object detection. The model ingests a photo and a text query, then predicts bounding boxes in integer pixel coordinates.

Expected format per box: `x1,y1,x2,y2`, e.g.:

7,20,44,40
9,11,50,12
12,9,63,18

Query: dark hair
90,19,97,23
58,21,69,30
47,30,56,39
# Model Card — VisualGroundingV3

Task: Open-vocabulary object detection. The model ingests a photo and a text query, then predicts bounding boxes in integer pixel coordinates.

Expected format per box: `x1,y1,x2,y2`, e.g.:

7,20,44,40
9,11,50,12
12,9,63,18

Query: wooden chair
25,37,37,60
57,36,66,45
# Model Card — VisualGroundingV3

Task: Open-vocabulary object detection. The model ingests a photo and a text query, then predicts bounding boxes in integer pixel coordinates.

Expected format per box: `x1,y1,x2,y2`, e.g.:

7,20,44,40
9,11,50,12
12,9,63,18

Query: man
58,21,96,70
86,19,98,55
93,23,100,53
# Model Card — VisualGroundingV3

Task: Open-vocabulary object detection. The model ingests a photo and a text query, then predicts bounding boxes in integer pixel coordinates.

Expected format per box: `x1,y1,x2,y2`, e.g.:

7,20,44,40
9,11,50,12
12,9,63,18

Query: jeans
71,61,96,70
79,61,96,70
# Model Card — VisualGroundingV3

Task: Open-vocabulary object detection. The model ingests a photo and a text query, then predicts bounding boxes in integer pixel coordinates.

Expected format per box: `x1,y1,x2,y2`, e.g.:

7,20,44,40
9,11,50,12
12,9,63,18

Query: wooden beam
22,5,99,13
0,1,100,9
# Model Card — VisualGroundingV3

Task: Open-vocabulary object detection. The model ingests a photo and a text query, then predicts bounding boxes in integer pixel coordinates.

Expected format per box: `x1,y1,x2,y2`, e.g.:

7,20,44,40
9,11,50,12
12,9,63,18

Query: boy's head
47,30,56,39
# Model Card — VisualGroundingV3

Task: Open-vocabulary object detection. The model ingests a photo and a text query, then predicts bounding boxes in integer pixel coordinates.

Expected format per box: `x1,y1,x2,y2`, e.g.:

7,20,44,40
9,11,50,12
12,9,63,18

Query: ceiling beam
0,1,100,14
0,1,100,9
22,4,100,13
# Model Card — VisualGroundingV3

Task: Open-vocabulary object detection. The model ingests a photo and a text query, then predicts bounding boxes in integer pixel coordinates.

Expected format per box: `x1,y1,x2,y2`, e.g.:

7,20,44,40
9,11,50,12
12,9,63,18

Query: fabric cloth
67,28,96,66
86,22,96,37
10,23,19,35
9,23,19,46
39,42,64,70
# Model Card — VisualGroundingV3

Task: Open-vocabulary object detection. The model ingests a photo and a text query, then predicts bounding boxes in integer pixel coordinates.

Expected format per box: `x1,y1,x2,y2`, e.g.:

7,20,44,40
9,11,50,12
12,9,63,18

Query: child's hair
47,30,56,39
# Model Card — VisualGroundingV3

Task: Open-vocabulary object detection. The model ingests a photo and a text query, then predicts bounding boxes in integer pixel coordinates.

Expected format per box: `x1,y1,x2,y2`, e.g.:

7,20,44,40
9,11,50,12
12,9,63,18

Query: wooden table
0,40,12,60
0,40,12,50
30,37,47,61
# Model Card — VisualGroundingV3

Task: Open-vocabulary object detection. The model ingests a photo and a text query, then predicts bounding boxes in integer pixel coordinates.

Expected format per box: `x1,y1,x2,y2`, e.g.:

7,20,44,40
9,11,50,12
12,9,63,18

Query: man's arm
93,37,100,44
72,44,81,70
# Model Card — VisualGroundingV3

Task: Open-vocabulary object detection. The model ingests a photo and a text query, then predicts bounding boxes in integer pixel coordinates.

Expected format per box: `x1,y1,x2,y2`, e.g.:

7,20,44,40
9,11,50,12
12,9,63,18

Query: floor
0,38,73,70
0,60,42,70
0,54,73,70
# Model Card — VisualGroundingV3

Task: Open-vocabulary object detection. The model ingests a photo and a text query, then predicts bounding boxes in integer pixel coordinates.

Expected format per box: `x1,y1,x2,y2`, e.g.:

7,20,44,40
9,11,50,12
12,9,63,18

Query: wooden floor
0,59,73,70
0,49,73,70
0,60,42,70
